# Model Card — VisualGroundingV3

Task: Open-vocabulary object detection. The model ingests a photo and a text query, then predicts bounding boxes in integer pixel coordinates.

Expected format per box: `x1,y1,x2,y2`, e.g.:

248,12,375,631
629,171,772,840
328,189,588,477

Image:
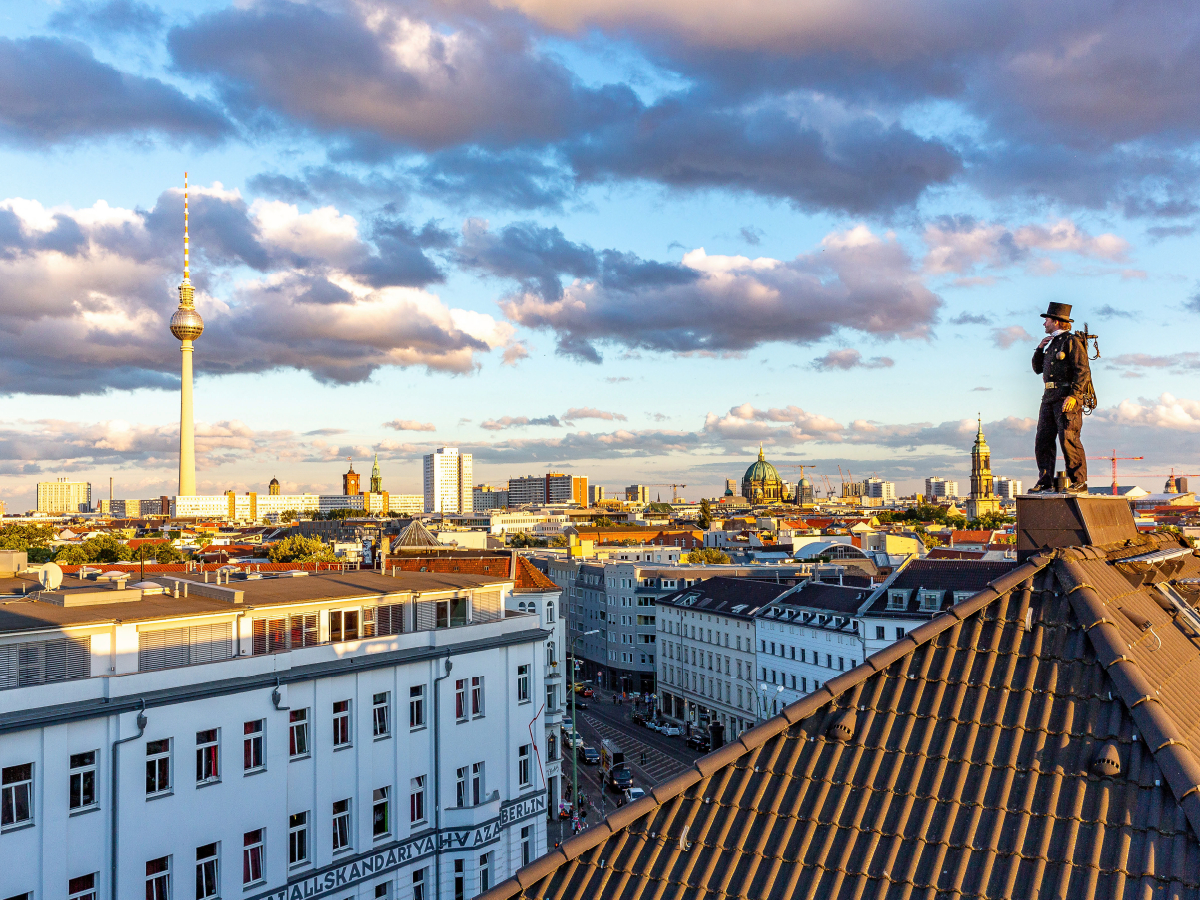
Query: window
330,609,360,642
196,729,219,784
456,767,468,808
243,829,265,885
289,811,309,866
375,883,392,899
896,627,906,639
472,762,484,805
413,869,426,900
196,842,219,899
479,852,492,892
244,720,265,773
68,873,97,900
410,775,426,823
471,677,484,718
521,825,532,865
409,685,426,729
146,740,171,796
289,709,309,758
436,598,469,628
454,859,465,900
333,700,352,748
455,679,467,720
332,799,351,852
373,692,391,738
875,626,885,640
518,744,532,788
146,856,170,900
516,664,530,703
69,751,97,811
371,787,392,839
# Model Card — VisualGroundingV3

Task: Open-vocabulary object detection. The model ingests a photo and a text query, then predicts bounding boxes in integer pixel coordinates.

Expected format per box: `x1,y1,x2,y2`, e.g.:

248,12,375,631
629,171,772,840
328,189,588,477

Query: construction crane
820,474,835,499
1013,449,1144,495
641,483,688,501
1128,469,1198,493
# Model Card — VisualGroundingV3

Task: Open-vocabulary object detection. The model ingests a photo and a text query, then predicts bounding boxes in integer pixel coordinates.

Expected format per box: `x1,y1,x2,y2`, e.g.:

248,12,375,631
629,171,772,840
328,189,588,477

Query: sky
2,0,1200,509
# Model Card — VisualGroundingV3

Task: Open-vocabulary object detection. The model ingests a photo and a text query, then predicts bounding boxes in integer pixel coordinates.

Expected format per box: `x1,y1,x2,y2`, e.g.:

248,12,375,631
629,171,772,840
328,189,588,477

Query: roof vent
1092,742,1121,777
828,709,857,743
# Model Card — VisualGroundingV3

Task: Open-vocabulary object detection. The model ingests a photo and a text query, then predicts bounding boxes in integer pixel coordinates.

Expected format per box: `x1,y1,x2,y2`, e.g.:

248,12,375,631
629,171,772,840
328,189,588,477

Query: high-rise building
423,448,473,513
625,484,650,504
994,477,1023,500
506,476,545,507
170,173,204,496
473,485,509,511
546,473,587,505
589,485,605,504
342,461,360,496
864,478,896,502
966,418,1003,520
924,477,960,500
724,478,738,496
370,453,383,493
36,479,92,514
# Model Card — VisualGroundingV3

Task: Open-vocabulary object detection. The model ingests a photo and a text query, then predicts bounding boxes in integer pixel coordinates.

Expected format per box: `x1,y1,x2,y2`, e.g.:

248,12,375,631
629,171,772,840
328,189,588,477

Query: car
573,700,589,710
560,720,574,737
661,725,683,736
623,787,646,804
644,720,662,732
686,733,711,752
577,745,600,765
562,731,583,749
608,766,633,791
578,687,595,698
631,712,646,726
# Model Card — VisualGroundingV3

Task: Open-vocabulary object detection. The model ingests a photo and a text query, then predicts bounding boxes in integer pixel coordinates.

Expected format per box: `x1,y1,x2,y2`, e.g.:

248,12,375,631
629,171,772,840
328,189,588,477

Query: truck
600,738,624,783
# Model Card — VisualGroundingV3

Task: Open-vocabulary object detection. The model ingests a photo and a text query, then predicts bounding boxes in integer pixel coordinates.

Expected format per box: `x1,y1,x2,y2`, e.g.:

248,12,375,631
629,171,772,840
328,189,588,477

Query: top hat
1040,301,1073,322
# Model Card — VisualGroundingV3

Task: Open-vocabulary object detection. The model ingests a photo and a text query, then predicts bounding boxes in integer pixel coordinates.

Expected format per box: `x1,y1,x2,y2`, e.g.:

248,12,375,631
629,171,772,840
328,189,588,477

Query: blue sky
1,0,1199,508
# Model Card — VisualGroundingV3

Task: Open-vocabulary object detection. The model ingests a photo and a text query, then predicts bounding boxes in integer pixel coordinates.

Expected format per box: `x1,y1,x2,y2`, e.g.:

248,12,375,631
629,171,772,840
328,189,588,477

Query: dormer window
887,590,907,610
920,591,942,611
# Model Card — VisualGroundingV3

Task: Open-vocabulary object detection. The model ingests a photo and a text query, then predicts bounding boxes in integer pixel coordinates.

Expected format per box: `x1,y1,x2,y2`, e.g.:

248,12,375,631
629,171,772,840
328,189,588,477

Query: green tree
510,532,548,548
53,545,89,564
968,511,1015,531
548,534,569,548
81,534,132,563
268,534,336,563
27,547,54,564
328,508,355,520
698,498,713,529
593,516,614,527
685,547,731,565
149,543,184,564
0,523,56,552
921,533,945,550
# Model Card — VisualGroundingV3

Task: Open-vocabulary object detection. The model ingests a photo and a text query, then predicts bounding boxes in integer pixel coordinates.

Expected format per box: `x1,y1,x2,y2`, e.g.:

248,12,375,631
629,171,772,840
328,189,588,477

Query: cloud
303,428,347,436
562,407,628,423
992,325,1032,349
923,216,1129,276
950,312,991,325
1107,352,1200,372
49,0,164,37
0,187,509,394
1097,393,1200,431
605,376,631,383
0,36,231,146
811,348,894,371
1094,304,1134,319
496,224,941,361
972,386,992,392
383,419,436,432
739,226,763,245
501,341,530,366
479,415,562,431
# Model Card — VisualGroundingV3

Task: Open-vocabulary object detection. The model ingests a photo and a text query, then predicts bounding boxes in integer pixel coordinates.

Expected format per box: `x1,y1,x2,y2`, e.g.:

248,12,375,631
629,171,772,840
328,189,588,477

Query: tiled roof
387,554,559,593
773,581,869,614
657,577,793,618
482,532,1200,900
862,558,1021,617
949,529,995,544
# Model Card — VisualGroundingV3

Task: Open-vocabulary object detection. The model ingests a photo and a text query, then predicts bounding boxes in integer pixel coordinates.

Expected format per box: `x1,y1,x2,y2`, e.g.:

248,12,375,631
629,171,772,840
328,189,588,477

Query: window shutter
252,619,267,655
190,622,233,663
138,628,189,671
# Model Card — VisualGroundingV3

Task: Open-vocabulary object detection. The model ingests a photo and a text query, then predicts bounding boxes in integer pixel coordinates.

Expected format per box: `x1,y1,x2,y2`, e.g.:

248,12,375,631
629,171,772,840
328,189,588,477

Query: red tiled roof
949,529,995,544
126,538,168,549
483,531,1200,900
387,554,559,593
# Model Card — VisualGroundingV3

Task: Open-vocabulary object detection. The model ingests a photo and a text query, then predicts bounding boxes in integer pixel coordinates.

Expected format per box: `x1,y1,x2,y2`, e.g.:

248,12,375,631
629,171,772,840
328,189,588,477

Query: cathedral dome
741,445,786,504
743,445,781,485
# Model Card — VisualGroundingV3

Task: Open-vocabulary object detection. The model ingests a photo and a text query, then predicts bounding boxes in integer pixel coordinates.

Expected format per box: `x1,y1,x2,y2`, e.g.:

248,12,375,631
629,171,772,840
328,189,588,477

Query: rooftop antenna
183,171,190,284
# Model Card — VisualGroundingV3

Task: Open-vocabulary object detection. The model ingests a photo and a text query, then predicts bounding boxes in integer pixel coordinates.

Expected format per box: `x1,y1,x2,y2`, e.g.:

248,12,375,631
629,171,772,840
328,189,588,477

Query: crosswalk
581,715,690,786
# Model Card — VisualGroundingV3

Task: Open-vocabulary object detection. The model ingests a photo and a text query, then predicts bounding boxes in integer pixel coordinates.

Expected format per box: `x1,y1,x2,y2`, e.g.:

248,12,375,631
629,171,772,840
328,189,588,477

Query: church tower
966,416,1002,520
343,459,360,496
370,453,383,493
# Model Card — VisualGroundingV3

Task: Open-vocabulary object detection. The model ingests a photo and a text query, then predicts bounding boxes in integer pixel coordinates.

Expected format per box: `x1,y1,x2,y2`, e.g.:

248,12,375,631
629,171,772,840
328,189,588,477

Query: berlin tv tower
170,173,204,495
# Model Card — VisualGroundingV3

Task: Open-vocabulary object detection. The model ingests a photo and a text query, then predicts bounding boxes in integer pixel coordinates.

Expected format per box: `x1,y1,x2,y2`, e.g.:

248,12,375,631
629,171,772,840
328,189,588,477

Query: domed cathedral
742,444,786,504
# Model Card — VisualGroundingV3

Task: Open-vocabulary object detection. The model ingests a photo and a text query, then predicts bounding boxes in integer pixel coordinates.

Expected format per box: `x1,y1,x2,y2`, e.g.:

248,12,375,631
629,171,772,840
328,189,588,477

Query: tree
698,499,713,529
685,547,731,565
594,516,614,527
968,511,1015,531
149,543,184,564
0,523,55,552
268,534,336,563
510,532,548,549
53,545,89,564
921,532,945,549
548,534,569,548
81,534,132,563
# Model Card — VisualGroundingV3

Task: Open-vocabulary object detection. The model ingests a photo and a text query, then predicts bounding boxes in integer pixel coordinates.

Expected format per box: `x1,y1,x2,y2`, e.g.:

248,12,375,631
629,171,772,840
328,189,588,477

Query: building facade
544,475,587,507
423,449,473,515
863,478,896,503
924,477,959,500
624,485,649,504
741,447,785,504
473,487,509,511
505,477,544,508
36,479,92,514
965,419,1002,520
994,477,1023,500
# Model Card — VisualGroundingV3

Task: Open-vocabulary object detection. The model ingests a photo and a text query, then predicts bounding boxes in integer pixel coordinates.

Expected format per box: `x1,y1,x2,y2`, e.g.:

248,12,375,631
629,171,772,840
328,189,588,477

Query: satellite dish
39,562,63,591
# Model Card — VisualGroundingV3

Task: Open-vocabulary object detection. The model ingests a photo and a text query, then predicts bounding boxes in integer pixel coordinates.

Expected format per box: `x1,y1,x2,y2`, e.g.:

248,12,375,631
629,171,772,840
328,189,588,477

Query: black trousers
1035,396,1087,486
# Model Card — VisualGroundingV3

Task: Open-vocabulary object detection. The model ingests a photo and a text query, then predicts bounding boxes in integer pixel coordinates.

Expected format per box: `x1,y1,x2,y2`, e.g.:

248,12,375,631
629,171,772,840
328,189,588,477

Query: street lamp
759,682,785,719
738,675,784,723
569,629,599,834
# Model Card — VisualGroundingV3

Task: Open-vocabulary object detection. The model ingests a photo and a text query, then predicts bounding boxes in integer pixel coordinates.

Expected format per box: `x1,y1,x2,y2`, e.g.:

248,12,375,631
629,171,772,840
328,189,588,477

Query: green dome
743,445,781,485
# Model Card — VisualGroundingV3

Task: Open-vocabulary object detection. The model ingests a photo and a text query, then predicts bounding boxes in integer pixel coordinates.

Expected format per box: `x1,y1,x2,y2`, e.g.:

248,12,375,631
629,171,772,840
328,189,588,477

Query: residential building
175,493,321,520
656,578,792,742
994,476,1023,499
473,485,509,511
424,448,473,514
545,474,586,506
506,477,545,507
624,485,649,504
924,476,959,500
0,568,550,900
588,485,605,504
863,477,895,502
36,479,92,514
388,494,424,516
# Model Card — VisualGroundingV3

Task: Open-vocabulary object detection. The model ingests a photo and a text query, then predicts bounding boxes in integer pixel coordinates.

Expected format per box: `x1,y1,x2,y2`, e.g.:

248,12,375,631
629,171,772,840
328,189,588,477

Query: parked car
578,687,595,698
631,712,646,726
577,745,600,765
623,787,646,804
686,733,711,752
560,720,574,737
573,700,589,710
608,766,634,791
644,720,662,732
661,725,683,736
562,731,583,749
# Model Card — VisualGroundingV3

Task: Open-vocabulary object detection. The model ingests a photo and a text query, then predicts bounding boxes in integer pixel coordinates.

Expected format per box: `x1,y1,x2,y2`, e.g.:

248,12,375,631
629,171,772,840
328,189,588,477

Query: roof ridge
480,553,1053,900
1056,554,1200,838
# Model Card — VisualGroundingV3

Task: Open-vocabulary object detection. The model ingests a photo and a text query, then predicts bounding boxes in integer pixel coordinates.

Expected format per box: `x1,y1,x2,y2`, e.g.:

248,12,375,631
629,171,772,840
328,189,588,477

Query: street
551,697,707,845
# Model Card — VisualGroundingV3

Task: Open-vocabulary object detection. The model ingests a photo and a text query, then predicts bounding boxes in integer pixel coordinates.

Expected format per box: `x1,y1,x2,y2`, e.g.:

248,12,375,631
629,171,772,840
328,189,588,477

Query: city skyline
2,1,1199,509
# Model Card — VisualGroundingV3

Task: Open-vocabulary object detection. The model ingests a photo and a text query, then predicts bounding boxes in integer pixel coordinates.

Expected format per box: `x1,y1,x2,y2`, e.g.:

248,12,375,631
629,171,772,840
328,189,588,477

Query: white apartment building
655,578,792,742
864,478,896,502
994,477,1023,500
504,477,544,508
174,494,322,521
472,487,508,512
424,449,473,515
924,477,959,500
0,569,550,900
37,479,92,514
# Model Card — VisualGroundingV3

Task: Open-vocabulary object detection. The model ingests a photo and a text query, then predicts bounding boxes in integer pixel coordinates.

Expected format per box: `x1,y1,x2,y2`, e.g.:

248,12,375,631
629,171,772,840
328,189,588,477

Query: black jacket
1032,331,1093,402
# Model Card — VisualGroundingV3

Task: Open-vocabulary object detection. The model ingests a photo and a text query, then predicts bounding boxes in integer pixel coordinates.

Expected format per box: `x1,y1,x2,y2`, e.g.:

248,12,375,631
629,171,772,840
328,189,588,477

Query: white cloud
923,217,1130,276
383,419,436,432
